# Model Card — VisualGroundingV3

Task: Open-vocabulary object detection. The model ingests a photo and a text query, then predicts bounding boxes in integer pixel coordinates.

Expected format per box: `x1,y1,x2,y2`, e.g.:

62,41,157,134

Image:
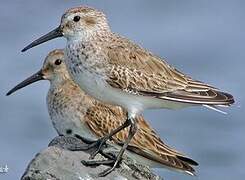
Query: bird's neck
67,30,110,44
50,76,70,90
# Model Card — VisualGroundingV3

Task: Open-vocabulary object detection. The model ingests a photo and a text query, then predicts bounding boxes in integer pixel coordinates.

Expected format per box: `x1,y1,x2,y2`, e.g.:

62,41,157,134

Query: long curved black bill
6,70,44,96
21,26,63,52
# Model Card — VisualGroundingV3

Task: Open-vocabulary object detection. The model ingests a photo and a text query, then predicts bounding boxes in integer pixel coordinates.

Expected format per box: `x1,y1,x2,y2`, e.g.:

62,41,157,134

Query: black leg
81,159,115,167
82,117,138,177
70,118,131,159
89,118,132,159
71,118,131,155
99,117,137,176
99,151,117,161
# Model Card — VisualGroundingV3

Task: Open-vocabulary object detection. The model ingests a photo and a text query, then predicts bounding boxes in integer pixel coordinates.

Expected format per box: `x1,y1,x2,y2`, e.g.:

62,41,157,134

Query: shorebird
7,49,198,176
21,6,234,176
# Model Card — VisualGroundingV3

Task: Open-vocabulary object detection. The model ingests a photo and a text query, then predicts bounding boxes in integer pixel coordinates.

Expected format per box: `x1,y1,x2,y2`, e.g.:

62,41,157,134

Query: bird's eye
73,16,81,22
54,59,62,65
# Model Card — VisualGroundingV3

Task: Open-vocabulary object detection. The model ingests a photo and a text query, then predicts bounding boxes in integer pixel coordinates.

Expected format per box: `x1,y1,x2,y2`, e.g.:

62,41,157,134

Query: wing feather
84,102,197,174
104,35,234,105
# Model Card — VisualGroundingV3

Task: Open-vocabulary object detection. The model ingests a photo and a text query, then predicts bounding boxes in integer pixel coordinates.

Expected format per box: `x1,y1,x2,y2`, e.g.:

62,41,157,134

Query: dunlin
21,6,234,175
7,49,198,176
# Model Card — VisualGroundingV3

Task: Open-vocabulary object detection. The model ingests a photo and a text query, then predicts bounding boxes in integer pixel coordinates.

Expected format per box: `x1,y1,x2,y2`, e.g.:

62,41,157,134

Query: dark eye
54,59,62,65
73,16,81,22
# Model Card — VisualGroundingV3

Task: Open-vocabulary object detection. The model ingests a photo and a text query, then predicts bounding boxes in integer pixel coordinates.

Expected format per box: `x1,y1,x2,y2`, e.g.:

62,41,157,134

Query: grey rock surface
21,136,162,180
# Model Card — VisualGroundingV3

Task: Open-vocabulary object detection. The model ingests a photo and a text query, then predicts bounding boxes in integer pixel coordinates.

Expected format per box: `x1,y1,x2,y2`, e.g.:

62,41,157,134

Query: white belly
70,68,190,117
64,46,191,117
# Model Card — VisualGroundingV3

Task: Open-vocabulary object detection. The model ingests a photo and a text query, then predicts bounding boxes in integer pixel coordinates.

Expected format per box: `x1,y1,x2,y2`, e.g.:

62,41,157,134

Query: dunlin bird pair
7,49,198,176
8,6,234,177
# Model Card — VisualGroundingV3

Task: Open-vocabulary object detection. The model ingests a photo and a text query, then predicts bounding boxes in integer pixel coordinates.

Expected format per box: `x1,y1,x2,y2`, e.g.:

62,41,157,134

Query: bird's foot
89,137,109,159
74,134,109,157
81,159,115,167
81,157,121,177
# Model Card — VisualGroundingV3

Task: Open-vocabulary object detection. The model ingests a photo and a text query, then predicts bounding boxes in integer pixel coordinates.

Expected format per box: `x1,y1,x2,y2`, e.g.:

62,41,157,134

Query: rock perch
21,136,162,180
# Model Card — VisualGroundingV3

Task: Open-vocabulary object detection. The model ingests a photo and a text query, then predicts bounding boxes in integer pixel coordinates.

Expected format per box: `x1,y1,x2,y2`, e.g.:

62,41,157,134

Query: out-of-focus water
0,1,244,179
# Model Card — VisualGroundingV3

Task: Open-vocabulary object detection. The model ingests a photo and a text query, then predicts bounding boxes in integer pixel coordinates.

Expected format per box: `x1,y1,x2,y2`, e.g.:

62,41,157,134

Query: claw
98,167,116,177
98,160,121,177
88,137,110,159
82,159,115,167
81,156,121,177
99,151,117,161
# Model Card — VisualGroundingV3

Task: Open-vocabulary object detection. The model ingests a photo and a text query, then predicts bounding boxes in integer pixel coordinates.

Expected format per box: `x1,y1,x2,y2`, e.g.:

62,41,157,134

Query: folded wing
105,37,234,106
84,102,198,175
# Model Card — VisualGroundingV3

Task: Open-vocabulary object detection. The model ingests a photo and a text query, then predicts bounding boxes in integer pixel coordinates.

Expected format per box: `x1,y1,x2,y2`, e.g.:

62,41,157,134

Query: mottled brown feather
44,49,197,174
84,100,198,173
103,34,234,105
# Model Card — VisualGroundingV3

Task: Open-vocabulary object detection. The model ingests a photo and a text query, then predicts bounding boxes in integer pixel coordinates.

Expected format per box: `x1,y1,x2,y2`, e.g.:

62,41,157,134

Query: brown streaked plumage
104,34,234,105
20,6,234,106
85,102,198,174
7,49,197,175
20,6,234,176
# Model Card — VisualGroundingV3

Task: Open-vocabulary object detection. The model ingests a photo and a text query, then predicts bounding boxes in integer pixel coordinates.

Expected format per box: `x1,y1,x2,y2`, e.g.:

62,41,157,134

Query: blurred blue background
0,0,244,179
